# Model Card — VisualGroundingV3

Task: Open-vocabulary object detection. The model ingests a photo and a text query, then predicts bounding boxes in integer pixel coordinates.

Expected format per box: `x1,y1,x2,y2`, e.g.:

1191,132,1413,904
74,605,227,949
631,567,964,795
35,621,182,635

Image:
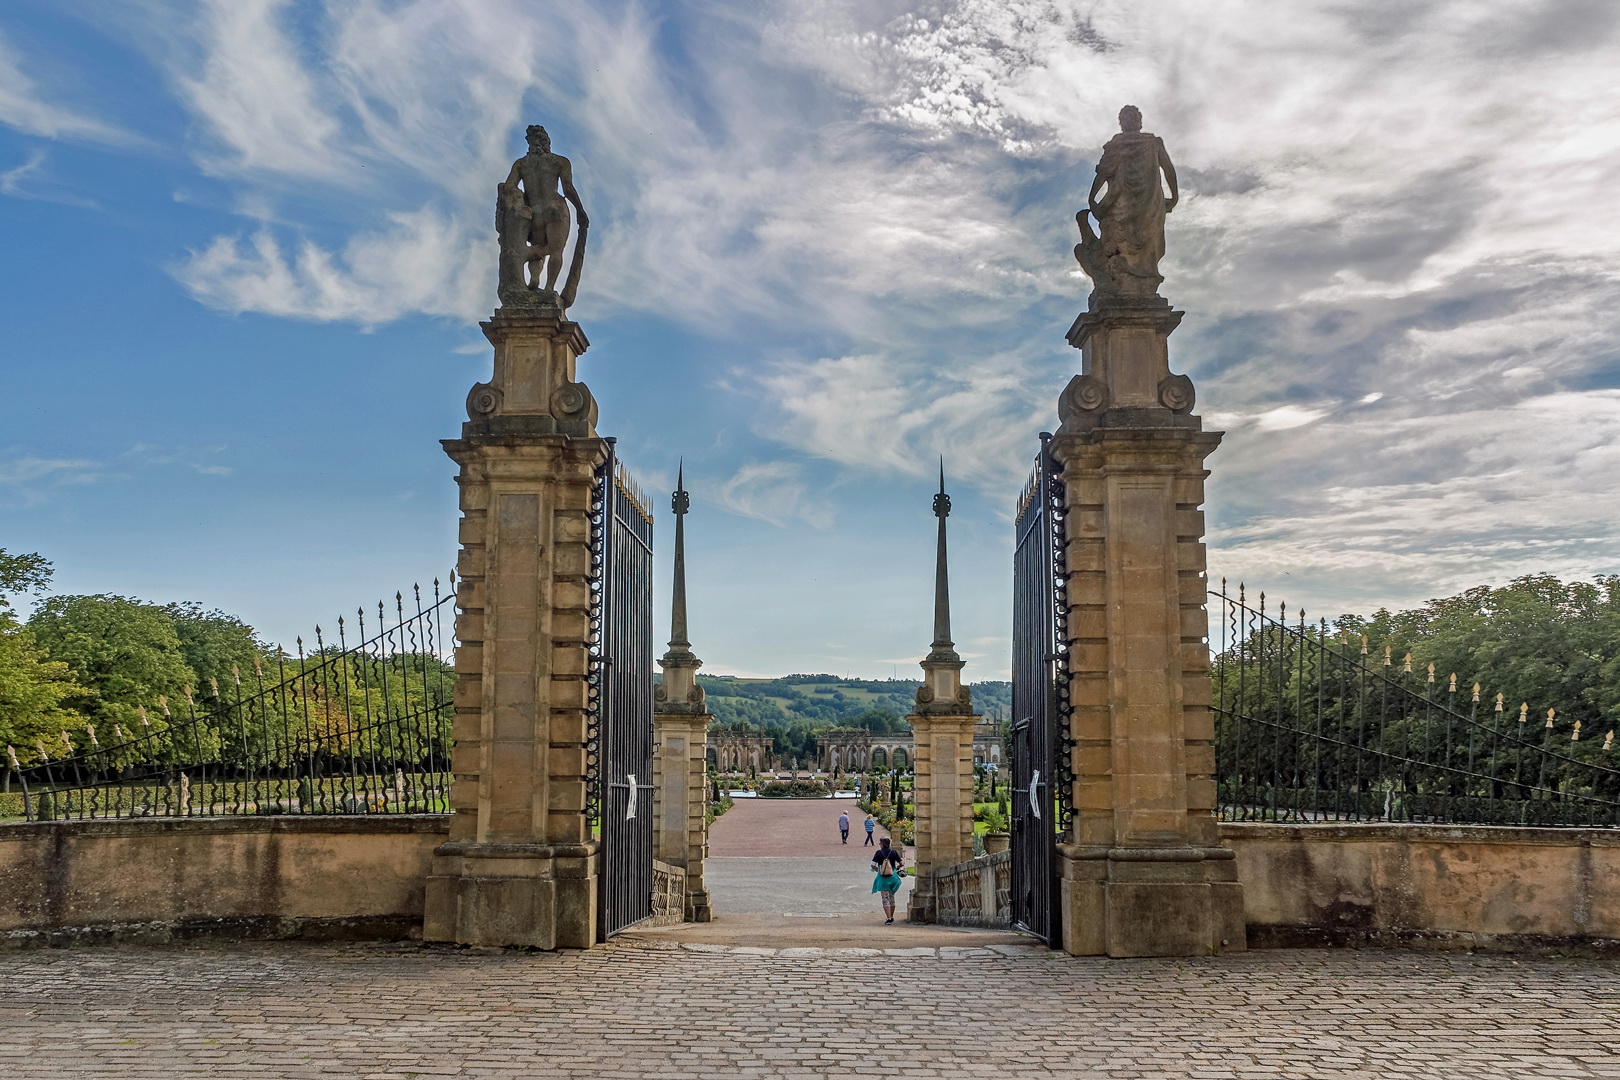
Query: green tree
0,549,51,596
163,602,269,692
848,706,905,734
0,551,86,764
27,595,195,738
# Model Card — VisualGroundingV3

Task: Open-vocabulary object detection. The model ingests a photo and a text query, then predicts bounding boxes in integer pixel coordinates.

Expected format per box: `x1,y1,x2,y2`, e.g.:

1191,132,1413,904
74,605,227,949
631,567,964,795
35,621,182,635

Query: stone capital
1065,297,1184,352
481,312,590,355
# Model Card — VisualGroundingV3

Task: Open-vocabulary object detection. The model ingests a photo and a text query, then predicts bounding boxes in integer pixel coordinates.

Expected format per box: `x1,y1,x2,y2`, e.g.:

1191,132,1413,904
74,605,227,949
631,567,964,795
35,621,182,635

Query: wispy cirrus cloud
0,28,123,142
713,461,834,527
0,446,233,506
34,0,1620,624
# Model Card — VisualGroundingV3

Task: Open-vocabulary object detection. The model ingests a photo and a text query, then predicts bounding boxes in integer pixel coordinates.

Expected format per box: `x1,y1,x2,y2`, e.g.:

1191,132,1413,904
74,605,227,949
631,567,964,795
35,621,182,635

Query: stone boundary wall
1222,821,1620,954
932,850,1011,928
0,815,448,947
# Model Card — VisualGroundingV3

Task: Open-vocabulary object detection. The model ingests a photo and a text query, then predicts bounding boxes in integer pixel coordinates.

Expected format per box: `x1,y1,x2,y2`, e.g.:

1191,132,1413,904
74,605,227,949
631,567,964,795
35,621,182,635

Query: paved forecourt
707,795,892,857
4,940,1620,1078
689,795,943,946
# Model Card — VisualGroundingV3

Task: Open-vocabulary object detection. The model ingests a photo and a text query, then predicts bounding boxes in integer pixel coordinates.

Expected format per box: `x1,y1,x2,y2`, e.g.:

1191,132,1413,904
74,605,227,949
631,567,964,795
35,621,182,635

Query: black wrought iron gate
1011,433,1068,945
592,440,655,940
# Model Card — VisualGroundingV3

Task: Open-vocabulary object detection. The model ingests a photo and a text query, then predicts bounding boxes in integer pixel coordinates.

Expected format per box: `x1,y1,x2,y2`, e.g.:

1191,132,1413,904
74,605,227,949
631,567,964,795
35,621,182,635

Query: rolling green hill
695,673,1010,733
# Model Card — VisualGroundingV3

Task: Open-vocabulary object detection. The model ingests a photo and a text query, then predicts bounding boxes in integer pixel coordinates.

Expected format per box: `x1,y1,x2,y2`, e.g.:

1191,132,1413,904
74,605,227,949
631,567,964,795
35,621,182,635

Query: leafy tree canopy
27,595,195,728
1334,574,1620,731
0,607,86,763
163,601,270,693
0,548,52,610
0,550,83,762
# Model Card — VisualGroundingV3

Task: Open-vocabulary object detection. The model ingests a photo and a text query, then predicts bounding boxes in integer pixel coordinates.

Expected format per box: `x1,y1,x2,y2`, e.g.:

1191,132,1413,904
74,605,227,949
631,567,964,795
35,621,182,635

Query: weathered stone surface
498,125,589,311
1224,821,1620,951
1075,105,1179,300
429,250,608,949
1051,121,1238,953
0,816,445,946
907,469,979,924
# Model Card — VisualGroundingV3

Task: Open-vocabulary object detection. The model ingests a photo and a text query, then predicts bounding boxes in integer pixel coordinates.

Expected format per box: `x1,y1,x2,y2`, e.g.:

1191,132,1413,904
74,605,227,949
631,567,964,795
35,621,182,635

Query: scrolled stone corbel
1157,373,1195,413
1058,374,1110,429
466,381,503,419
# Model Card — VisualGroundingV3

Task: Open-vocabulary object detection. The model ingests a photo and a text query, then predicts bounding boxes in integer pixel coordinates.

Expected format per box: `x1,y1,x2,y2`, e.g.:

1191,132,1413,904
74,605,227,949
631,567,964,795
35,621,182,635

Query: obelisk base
906,711,978,923
652,710,714,923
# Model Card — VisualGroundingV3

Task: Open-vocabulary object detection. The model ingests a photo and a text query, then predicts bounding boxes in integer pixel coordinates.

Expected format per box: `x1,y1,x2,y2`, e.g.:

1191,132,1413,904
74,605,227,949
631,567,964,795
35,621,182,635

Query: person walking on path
838,810,850,844
870,836,905,923
864,815,876,845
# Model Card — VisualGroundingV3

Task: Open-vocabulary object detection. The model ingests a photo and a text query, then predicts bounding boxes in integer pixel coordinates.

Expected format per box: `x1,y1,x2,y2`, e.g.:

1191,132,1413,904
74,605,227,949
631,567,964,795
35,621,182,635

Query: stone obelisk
906,463,979,923
1056,106,1244,956
423,126,603,949
652,466,714,922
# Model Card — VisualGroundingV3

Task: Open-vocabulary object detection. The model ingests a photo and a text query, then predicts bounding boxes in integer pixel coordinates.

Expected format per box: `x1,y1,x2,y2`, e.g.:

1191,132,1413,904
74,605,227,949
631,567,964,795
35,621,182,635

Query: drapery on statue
497,124,589,310
1075,105,1179,299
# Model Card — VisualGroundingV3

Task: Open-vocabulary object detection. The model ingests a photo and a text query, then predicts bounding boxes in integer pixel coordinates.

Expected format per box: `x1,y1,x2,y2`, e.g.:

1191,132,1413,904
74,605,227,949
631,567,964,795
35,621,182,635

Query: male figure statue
1076,105,1178,298
497,124,589,306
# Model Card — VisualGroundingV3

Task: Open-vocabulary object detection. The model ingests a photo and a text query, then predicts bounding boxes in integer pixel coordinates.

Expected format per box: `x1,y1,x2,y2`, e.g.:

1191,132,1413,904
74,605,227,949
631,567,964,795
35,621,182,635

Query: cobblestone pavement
4,939,1619,1078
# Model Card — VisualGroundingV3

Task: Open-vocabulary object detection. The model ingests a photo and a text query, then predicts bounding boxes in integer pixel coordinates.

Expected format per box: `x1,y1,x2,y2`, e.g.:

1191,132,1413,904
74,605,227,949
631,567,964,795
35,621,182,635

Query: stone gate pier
423,126,606,949
423,300,605,949
1052,105,1244,957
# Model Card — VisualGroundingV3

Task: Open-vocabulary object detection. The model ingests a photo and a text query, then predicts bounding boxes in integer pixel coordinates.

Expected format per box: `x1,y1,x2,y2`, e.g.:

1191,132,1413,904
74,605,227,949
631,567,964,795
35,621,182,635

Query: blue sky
4,0,1620,680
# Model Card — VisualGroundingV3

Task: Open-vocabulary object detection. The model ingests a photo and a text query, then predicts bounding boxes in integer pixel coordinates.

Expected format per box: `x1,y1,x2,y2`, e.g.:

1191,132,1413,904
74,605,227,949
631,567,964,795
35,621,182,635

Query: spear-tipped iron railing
1212,583,1620,827
7,578,457,821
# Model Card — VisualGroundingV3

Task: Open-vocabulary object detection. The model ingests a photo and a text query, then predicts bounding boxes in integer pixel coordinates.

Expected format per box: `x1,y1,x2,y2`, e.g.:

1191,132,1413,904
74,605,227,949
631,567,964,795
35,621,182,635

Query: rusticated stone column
423,299,606,949
651,470,713,922
907,469,979,924
1051,293,1245,957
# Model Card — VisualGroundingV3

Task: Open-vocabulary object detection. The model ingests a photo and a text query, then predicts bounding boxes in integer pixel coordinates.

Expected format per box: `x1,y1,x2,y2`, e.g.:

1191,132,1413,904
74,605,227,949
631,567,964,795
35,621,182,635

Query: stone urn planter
983,831,1010,855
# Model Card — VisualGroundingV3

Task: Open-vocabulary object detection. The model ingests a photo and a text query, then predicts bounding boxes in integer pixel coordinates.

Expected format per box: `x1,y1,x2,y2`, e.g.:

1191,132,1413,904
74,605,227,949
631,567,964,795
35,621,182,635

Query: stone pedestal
652,710,713,923
906,708,978,923
1052,294,1245,957
423,301,606,949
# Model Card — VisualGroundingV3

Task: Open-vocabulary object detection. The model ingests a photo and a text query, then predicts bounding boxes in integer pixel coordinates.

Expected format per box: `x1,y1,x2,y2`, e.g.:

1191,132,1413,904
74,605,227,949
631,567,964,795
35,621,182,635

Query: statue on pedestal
497,124,589,310
1075,105,1178,299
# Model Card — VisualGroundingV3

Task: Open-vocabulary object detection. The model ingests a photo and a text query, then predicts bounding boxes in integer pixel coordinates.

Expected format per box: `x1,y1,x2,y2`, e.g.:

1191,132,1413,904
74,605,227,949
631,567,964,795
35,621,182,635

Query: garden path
641,795,1028,948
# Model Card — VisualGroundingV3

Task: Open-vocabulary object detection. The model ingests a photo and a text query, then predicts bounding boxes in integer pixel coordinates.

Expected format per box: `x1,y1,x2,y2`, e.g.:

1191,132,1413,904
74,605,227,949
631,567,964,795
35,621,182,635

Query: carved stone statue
497,124,589,310
1075,105,1179,299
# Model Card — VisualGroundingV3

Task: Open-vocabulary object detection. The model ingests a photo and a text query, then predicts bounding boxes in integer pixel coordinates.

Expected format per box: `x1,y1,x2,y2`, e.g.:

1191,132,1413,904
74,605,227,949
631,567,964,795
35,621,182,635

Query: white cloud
176,0,348,181
87,0,1620,622
0,456,100,486
1255,405,1331,432
1206,388,1620,614
0,446,234,505
174,211,489,324
713,461,833,527
0,28,121,142
0,150,44,195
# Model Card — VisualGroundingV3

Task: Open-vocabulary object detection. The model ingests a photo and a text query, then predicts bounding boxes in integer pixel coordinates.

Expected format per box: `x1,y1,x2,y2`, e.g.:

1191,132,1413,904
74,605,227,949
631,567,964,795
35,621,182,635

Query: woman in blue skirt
870,836,905,923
